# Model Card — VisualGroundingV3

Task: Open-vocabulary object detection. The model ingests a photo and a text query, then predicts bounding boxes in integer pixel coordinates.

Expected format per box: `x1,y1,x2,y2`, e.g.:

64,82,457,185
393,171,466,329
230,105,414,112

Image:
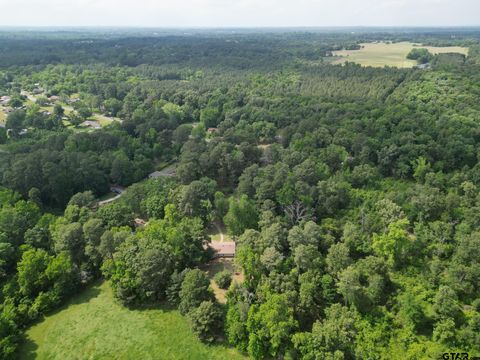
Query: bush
214,270,232,290
406,48,433,64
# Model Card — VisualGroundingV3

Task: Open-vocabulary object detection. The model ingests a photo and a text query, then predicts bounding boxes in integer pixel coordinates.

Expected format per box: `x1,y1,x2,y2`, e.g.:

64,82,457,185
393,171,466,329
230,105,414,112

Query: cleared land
203,259,244,304
333,42,469,68
19,282,246,360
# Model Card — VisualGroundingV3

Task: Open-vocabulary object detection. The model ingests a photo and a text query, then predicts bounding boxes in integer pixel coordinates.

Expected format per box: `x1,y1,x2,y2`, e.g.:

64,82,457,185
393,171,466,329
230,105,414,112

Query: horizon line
1,25,480,30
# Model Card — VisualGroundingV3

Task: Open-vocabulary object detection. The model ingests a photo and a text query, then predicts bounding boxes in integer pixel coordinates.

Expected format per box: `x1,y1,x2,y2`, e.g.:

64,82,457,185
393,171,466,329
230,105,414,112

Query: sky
0,0,478,28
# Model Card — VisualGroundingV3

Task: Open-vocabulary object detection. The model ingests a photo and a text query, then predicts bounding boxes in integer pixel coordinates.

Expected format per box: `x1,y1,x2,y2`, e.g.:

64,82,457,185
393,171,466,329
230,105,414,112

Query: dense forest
1,28,480,359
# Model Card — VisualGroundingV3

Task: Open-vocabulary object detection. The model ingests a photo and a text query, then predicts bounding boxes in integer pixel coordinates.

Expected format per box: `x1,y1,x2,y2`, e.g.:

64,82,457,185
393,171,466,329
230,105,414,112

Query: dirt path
213,221,224,243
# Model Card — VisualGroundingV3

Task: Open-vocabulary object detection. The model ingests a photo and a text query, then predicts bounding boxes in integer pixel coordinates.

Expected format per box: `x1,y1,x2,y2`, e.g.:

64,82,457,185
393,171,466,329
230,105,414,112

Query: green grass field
333,42,469,68
19,282,246,360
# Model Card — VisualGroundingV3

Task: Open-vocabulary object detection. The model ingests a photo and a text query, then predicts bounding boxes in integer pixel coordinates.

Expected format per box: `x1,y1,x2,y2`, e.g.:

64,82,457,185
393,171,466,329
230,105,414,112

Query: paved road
97,187,125,207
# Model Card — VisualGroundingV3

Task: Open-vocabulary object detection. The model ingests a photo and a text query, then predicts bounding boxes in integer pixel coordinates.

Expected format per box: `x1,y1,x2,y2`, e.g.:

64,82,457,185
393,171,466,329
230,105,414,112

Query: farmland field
18,282,246,360
332,41,469,68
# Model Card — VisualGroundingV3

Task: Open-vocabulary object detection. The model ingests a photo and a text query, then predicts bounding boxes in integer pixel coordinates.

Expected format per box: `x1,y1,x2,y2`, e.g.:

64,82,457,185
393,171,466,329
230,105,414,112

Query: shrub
214,270,232,290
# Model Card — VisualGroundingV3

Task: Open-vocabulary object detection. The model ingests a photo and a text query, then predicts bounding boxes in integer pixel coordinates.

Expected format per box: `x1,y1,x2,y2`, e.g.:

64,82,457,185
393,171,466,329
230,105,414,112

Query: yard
332,42,469,68
18,281,246,360
202,259,244,304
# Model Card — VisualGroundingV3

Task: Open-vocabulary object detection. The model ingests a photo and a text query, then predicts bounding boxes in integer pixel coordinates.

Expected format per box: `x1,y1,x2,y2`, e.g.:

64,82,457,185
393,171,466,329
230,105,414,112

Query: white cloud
0,0,477,27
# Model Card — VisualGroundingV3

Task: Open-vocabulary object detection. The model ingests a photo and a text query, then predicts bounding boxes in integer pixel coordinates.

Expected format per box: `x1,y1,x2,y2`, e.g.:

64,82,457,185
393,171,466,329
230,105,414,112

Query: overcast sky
0,0,478,27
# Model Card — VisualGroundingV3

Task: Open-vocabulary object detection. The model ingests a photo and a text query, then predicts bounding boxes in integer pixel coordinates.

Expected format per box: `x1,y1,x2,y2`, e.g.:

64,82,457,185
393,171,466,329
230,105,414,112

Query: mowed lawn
332,41,469,68
19,282,246,360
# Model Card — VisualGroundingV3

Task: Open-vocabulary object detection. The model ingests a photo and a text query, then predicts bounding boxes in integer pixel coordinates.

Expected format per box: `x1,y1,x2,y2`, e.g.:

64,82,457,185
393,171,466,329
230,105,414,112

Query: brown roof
209,242,236,256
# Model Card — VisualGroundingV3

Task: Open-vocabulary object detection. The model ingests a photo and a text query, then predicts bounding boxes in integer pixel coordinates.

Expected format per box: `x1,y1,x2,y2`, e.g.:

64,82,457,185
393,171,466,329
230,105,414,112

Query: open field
19,282,246,360
0,109,5,124
332,42,469,68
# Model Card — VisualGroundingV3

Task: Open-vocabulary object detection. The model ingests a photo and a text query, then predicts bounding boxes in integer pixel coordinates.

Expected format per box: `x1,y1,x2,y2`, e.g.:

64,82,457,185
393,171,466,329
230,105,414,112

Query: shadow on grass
46,281,103,317
17,334,38,360
17,281,103,359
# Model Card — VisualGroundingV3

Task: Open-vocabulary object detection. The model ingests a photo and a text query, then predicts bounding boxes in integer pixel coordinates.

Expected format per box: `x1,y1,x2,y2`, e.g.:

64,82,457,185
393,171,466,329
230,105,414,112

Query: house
415,63,431,70
49,95,60,102
207,127,218,133
0,96,11,106
208,242,236,259
149,166,176,179
82,120,101,129
134,218,147,228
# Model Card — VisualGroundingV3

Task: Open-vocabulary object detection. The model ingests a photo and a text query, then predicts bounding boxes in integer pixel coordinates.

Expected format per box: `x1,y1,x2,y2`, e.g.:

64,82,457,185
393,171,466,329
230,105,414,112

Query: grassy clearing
0,110,5,124
202,259,244,304
19,281,246,360
207,221,231,243
332,42,469,68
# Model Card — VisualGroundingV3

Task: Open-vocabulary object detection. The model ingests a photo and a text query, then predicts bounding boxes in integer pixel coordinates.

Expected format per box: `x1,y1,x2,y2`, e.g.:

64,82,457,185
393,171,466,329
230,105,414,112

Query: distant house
49,95,60,102
134,218,147,228
82,120,101,129
207,127,218,133
149,166,176,179
209,242,236,259
0,96,11,106
415,63,431,70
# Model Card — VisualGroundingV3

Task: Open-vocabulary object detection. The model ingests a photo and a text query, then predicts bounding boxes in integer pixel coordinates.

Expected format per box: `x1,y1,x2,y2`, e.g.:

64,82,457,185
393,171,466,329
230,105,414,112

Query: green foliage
246,293,298,359
200,107,221,128
224,195,259,236
214,270,232,290
293,304,359,360
179,269,213,315
372,218,413,267
1,30,480,357
188,300,223,343
407,48,434,64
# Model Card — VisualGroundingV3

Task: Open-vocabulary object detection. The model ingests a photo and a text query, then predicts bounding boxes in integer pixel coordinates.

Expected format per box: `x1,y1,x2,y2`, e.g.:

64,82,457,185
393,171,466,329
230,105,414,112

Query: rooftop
208,242,236,258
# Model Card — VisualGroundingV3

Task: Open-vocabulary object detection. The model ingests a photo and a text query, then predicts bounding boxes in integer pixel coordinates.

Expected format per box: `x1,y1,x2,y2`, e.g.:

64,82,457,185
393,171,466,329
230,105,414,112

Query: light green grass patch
207,221,231,243
332,42,469,68
19,281,246,360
